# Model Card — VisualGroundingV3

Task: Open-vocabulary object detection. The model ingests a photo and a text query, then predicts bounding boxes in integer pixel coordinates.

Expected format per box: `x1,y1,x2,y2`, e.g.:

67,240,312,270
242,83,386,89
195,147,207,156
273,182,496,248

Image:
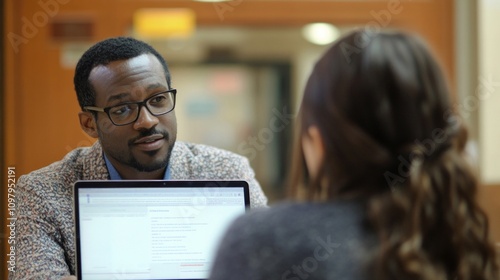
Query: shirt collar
103,153,171,180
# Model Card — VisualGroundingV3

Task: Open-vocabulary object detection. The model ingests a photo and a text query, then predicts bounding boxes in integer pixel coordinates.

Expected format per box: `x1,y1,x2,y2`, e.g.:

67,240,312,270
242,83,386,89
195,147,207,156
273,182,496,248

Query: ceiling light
302,23,340,46
133,8,195,39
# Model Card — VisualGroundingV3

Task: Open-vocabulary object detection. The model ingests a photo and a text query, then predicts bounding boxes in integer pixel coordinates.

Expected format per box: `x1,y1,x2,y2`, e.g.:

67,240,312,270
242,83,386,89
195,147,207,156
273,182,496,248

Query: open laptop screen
74,180,250,280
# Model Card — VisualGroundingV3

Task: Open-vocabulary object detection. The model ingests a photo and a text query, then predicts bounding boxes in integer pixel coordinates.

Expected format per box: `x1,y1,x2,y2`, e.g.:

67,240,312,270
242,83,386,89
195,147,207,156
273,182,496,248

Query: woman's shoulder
210,200,376,280
228,200,369,240
246,199,366,221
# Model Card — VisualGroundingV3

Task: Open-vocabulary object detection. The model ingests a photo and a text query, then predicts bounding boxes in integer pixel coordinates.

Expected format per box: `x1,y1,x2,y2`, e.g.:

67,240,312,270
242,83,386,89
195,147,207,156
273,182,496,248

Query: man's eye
110,105,132,115
150,95,167,104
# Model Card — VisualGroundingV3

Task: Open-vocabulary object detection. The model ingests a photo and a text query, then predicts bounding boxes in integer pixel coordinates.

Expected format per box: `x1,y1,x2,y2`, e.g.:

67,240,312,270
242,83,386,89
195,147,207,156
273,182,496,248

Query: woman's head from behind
297,30,458,199
294,30,499,280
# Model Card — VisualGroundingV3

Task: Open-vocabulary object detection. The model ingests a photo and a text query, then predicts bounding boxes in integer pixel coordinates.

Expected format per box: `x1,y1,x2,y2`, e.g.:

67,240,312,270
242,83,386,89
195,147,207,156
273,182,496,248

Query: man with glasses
12,37,268,280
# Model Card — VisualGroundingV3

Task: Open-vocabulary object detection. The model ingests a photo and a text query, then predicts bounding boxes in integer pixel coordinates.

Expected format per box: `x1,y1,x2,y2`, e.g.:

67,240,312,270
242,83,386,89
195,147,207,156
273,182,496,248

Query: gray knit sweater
210,200,378,280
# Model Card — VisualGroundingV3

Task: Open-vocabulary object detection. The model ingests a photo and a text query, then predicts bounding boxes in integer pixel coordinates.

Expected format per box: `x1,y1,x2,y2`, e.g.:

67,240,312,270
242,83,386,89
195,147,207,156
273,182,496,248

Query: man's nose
133,106,159,130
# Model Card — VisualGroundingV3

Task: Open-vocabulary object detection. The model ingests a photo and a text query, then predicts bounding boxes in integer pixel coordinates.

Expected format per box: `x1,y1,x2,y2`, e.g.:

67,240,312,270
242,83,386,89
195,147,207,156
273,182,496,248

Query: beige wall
479,0,500,184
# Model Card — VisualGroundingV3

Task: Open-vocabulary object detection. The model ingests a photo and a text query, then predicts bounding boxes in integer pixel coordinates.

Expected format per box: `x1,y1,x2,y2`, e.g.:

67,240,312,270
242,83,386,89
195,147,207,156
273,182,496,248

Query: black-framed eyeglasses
84,89,177,126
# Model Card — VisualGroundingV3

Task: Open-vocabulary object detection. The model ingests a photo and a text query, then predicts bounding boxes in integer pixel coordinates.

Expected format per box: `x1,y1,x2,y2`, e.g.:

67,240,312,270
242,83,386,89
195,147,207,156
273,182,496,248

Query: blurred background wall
2,0,499,277
479,0,500,184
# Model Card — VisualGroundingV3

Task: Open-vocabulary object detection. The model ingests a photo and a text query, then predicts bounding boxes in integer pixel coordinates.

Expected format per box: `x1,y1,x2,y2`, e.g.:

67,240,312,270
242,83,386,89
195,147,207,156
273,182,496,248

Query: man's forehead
89,54,166,101
89,54,164,84
90,53,160,74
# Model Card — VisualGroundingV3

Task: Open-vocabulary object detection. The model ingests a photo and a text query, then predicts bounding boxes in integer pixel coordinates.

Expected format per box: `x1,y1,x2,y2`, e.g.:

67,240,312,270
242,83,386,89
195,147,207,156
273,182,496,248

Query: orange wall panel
478,185,500,244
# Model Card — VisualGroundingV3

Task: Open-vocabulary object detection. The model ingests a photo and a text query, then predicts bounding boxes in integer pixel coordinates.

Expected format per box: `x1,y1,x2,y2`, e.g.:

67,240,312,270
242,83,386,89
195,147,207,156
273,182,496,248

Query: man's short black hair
74,37,171,109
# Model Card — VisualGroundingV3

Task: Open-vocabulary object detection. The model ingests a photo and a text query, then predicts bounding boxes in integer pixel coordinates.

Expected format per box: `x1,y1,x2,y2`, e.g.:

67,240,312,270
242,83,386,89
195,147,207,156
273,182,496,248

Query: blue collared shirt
103,153,171,180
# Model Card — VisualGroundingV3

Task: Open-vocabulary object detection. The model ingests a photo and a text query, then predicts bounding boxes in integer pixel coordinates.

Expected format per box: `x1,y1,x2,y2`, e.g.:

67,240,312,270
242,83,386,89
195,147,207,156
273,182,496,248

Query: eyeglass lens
108,92,174,125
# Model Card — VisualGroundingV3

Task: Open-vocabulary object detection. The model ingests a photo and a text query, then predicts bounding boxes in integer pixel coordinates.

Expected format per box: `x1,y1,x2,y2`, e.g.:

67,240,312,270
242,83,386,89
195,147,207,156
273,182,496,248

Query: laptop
74,180,250,280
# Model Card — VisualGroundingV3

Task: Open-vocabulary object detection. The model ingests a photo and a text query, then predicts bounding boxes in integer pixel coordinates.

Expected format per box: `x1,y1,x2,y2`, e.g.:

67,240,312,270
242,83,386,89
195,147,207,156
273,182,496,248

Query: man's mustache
128,129,169,146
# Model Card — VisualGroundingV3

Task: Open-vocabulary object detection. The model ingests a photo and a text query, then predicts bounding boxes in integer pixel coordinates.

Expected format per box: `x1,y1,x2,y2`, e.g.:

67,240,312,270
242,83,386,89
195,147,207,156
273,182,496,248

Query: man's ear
78,111,99,138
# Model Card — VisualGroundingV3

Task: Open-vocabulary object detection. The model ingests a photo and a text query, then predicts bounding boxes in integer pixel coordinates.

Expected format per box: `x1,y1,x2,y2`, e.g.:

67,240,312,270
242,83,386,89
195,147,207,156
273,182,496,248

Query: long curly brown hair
289,30,499,280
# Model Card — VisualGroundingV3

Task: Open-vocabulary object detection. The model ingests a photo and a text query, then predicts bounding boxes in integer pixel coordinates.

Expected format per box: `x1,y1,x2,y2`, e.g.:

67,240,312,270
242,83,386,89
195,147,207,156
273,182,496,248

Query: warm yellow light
133,8,195,39
302,23,340,46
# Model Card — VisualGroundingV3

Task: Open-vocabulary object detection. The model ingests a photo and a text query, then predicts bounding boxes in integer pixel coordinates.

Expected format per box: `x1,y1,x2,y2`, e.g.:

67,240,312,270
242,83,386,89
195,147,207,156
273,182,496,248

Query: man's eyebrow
147,83,167,91
106,93,130,104
105,84,167,104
